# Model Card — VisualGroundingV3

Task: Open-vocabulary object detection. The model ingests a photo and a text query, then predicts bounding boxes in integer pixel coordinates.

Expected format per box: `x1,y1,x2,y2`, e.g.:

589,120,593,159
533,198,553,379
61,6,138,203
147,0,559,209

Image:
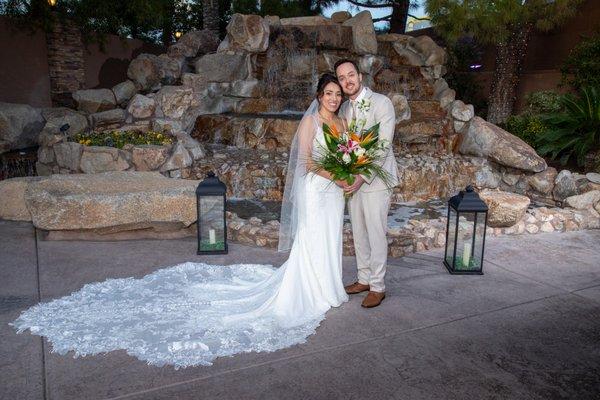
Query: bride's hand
335,179,349,189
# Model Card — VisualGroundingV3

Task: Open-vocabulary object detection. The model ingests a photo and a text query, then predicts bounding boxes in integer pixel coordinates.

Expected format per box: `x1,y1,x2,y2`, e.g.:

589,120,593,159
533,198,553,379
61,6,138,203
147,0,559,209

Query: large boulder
167,29,220,58
24,172,199,232
194,53,249,83
479,189,531,228
459,116,547,173
343,11,377,55
225,14,270,53
0,176,43,221
72,89,116,114
0,102,45,153
564,190,600,210
127,54,162,92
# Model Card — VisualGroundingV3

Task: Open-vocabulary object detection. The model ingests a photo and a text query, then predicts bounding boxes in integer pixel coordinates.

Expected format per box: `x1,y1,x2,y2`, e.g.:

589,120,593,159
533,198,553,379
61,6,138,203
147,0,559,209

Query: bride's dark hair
315,73,342,102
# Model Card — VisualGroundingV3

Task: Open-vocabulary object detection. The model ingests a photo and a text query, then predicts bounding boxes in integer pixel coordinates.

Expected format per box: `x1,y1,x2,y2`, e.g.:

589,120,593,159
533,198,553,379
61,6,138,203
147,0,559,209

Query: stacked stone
46,18,86,107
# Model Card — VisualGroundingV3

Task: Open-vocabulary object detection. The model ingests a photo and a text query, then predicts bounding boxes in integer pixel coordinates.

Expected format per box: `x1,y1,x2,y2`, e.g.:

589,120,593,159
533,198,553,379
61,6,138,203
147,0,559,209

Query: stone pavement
1,220,599,400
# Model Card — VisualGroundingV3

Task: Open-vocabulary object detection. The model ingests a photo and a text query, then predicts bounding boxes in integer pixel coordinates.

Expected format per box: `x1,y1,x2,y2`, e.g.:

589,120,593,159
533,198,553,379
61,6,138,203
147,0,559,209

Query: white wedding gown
12,124,348,368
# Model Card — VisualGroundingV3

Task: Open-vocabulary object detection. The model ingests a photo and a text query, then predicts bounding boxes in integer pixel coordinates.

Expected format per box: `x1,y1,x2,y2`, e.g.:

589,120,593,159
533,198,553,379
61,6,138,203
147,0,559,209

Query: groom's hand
344,175,365,194
335,180,349,189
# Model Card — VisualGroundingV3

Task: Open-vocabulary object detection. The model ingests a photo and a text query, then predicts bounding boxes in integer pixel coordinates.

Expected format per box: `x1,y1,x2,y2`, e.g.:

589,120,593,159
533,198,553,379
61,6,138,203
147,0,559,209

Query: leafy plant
524,90,563,114
536,86,600,167
560,31,600,90
72,130,173,149
504,114,548,149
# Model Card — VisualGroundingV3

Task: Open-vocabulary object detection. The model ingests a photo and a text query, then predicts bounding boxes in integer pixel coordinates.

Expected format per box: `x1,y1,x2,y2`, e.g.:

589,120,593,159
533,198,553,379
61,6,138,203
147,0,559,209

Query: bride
12,73,351,368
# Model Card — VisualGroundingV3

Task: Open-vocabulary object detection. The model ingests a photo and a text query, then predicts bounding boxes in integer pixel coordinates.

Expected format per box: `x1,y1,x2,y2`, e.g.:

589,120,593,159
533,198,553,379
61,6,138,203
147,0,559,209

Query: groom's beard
343,82,362,98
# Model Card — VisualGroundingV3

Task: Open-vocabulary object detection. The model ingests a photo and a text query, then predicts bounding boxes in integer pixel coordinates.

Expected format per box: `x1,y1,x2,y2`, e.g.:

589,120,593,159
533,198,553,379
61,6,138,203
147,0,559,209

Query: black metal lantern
196,171,228,255
444,185,488,275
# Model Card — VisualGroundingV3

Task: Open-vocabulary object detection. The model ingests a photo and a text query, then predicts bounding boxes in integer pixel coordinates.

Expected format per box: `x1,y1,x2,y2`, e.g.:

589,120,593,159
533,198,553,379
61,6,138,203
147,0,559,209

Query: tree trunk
389,0,409,34
202,0,220,37
161,0,175,47
487,23,533,124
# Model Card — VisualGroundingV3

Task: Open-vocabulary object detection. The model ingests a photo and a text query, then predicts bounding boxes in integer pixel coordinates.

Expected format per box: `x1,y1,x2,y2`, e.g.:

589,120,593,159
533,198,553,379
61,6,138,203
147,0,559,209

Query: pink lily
337,139,360,155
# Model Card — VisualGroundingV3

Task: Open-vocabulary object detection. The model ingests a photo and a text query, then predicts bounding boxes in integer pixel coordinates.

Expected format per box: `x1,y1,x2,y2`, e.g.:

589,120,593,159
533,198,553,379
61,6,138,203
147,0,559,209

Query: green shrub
524,90,563,114
504,114,547,148
537,86,600,167
560,31,600,90
72,130,173,149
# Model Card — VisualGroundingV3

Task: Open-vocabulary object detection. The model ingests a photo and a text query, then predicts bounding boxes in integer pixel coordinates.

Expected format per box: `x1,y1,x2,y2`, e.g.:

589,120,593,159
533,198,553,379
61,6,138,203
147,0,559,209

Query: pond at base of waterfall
227,198,447,230
0,147,37,181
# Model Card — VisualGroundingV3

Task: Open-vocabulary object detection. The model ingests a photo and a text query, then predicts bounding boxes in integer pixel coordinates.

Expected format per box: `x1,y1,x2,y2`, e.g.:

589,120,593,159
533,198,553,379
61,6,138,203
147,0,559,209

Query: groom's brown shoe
344,282,370,294
361,291,386,308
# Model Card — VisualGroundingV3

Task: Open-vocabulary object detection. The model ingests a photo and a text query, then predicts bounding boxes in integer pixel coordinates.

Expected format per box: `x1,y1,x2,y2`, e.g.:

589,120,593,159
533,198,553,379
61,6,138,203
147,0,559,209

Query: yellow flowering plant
72,130,173,149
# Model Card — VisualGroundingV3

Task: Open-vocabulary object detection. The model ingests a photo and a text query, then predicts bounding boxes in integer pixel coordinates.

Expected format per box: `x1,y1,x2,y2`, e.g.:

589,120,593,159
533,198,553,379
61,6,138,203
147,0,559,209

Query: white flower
342,153,351,164
354,147,366,157
358,99,371,113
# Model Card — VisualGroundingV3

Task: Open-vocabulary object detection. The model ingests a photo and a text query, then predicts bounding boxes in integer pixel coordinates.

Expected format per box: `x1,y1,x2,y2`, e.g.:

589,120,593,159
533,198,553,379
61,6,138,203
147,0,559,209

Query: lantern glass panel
445,207,457,268
198,195,225,252
471,212,486,270
454,212,480,271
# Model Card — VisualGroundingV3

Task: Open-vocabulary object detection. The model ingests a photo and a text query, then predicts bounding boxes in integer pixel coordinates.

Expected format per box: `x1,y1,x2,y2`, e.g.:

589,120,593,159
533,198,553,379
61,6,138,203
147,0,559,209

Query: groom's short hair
334,59,360,75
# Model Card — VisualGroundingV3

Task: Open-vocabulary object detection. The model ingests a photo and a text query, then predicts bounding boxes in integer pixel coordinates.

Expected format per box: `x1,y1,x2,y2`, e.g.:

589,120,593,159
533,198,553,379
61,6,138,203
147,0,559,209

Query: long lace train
11,262,324,368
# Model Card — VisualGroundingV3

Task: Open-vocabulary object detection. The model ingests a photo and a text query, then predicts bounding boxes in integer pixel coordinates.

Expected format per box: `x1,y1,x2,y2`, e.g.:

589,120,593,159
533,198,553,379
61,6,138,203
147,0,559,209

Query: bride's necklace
318,110,336,123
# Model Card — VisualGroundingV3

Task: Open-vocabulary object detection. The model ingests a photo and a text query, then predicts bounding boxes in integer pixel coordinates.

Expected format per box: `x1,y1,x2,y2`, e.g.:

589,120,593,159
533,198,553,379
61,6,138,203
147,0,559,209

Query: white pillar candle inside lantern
462,242,471,267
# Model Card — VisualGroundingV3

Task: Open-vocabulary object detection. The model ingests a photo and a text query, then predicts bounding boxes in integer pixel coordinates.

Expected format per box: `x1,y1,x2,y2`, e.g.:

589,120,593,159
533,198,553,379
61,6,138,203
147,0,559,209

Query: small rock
526,224,539,234
112,80,137,106
331,11,352,23
586,172,600,184
553,170,579,202
450,100,474,122
127,94,156,119
540,221,554,233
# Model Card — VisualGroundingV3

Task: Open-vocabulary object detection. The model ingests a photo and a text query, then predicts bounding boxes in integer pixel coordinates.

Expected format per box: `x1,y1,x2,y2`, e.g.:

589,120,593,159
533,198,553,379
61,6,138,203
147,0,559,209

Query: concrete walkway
1,220,599,400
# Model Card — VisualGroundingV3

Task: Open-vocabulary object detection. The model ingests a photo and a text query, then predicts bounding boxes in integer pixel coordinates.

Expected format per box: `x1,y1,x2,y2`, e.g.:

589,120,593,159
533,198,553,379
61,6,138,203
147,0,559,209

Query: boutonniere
357,98,371,113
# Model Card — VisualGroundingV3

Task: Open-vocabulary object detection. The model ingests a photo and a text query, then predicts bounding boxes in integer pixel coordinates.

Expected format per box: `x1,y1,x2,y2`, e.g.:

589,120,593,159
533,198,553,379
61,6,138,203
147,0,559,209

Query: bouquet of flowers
310,118,394,195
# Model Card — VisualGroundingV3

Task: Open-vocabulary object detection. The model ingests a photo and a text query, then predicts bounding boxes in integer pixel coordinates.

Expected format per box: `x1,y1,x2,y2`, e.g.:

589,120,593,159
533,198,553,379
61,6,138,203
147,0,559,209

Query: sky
322,1,428,30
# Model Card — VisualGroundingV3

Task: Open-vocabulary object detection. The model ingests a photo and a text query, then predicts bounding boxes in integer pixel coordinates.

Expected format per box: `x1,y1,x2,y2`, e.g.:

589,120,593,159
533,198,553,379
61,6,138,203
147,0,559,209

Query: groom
335,59,399,308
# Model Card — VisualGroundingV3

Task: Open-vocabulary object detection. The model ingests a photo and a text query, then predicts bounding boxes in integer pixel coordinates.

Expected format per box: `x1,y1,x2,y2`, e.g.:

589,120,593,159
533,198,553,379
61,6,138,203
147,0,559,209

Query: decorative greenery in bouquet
72,130,173,149
311,122,394,195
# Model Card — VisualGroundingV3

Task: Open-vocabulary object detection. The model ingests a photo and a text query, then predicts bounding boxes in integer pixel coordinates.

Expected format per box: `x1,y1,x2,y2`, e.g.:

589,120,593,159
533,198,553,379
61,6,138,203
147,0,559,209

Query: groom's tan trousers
348,189,392,293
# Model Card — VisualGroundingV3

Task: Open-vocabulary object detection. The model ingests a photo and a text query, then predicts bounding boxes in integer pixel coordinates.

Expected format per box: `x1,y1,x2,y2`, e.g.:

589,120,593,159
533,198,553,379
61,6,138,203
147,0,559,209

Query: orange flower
350,133,362,143
329,124,341,139
359,132,375,146
356,155,370,165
